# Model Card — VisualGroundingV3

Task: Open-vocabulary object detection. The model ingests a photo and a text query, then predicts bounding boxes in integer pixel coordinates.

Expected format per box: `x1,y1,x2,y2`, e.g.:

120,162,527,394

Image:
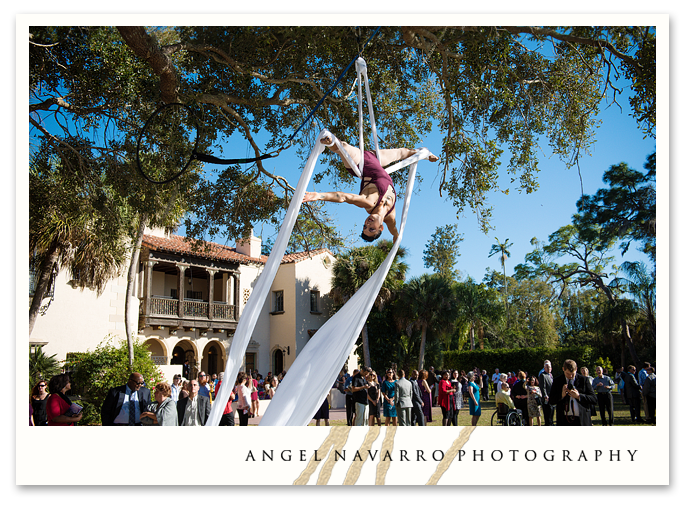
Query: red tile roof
142,234,331,265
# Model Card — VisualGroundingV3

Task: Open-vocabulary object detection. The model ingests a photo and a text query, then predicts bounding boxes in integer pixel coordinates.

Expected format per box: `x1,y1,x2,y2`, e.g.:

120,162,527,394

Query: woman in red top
438,371,455,427
46,373,82,426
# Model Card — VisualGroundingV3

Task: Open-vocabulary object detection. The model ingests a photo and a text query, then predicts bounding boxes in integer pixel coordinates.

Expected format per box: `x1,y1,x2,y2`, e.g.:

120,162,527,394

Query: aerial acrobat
302,132,439,242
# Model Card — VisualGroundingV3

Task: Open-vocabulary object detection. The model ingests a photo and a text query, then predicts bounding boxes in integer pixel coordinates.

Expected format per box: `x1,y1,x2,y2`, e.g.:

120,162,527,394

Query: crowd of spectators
31,359,655,427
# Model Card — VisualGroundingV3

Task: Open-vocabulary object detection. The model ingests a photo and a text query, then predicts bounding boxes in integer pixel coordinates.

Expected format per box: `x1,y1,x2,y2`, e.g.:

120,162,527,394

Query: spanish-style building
29,228,348,380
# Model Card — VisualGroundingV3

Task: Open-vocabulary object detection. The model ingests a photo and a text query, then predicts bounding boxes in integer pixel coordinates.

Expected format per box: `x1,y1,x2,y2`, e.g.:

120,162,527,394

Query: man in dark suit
101,372,152,426
177,378,211,426
549,359,597,426
538,361,554,426
623,365,645,423
409,370,426,426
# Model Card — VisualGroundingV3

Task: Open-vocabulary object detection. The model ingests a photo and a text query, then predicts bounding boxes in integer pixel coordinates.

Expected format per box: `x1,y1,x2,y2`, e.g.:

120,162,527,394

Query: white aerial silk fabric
260,147,431,426
205,134,328,427
206,56,434,426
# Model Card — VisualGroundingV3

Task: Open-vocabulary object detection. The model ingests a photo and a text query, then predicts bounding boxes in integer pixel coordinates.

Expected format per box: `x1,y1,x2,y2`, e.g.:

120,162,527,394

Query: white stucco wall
31,270,128,362
237,262,270,375
293,252,335,357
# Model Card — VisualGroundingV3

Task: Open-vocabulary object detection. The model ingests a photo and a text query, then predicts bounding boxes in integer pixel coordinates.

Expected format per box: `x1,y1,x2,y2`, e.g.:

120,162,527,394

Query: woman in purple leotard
302,134,438,242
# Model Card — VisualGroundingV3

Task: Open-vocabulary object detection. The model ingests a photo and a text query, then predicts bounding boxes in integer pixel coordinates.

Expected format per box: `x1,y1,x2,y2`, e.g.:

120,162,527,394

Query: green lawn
310,394,653,427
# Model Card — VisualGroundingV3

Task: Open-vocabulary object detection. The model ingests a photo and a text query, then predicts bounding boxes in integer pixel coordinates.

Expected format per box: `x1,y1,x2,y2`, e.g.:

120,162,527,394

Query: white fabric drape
259,147,430,426
206,134,328,427
206,55,434,426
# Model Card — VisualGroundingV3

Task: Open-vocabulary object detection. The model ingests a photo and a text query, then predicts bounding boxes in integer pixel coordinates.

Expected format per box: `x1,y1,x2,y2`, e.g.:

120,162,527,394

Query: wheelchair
490,403,523,426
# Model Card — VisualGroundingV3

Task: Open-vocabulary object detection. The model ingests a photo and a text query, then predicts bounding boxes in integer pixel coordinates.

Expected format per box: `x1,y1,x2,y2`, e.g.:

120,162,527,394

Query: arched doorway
273,348,284,377
170,340,197,380
143,338,167,366
202,341,226,377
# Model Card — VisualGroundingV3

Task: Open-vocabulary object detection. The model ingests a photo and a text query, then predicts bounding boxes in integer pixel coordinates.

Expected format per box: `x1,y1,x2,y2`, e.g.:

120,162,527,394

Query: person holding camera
548,359,597,426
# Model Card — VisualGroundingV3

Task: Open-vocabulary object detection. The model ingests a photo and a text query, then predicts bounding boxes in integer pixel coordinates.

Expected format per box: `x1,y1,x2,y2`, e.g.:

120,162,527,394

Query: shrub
594,356,614,376
64,335,164,425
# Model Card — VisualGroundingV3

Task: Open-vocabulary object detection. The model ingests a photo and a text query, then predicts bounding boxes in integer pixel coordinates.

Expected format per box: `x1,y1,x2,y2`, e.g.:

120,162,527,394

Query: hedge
442,346,601,376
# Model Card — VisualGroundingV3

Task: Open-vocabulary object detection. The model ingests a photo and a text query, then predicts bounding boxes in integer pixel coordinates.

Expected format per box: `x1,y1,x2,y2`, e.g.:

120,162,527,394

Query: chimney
235,229,262,258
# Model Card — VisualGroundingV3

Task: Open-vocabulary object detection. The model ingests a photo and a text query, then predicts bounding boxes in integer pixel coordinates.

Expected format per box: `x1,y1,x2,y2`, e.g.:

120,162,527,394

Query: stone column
206,268,217,320
233,270,241,320
144,260,157,315
177,264,187,318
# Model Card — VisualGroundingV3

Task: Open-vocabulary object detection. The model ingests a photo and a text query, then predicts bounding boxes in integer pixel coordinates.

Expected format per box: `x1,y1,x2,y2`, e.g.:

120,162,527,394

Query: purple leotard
347,151,396,217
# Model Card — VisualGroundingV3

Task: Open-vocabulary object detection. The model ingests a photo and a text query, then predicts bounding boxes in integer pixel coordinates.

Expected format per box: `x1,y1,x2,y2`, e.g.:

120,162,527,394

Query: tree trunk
417,322,428,370
469,324,475,351
124,212,148,369
361,324,371,368
600,282,640,370
621,318,640,369
620,338,626,369
502,260,509,326
29,241,60,336
478,323,485,350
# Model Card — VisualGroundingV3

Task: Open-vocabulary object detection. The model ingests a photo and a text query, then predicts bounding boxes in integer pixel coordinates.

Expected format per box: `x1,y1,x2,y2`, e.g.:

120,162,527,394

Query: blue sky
191,70,656,284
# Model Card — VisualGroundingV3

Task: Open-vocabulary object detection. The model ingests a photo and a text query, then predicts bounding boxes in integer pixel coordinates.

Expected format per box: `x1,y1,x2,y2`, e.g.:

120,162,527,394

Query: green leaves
422,223,464,279
64,335,166,425
575,153,656,263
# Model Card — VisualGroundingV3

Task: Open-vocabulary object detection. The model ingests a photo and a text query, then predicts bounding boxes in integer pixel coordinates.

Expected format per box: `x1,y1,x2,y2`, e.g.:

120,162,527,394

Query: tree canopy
30,25,656,248
422,223,464,279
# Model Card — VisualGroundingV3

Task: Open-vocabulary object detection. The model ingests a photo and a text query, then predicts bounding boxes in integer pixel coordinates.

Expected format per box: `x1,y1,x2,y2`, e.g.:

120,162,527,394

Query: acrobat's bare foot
428,154,439,162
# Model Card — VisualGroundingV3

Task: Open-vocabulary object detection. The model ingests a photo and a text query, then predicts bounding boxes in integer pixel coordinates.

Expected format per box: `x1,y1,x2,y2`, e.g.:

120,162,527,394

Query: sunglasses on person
38,384,46,388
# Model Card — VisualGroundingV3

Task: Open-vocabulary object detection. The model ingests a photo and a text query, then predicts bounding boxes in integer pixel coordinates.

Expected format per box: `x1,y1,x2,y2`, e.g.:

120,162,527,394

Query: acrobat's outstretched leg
320,131,439,176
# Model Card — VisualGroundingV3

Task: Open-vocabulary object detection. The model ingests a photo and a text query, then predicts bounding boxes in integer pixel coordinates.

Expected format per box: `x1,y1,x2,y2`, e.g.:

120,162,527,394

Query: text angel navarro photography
245,448,639,463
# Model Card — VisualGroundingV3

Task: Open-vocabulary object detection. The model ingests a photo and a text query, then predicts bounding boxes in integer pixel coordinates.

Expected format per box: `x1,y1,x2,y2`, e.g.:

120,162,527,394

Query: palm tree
455,278,504,350
489,237,513,323
397,274,457,370
612,261,656,341
329,240,408,367
29,346,62,390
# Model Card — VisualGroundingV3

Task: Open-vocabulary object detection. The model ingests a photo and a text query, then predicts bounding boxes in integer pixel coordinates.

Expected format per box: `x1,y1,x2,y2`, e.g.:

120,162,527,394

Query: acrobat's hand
319,131,335,146
302,192,321,203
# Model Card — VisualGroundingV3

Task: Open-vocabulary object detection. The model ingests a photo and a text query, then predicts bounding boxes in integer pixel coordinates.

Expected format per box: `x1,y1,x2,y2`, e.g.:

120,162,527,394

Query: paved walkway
246,407,349,425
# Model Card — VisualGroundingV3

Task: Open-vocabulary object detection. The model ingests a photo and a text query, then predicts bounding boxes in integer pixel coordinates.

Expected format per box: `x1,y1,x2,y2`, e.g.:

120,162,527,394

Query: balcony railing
212,302,237,320
182,299,206,317
145,296,236,321
150,297,177,316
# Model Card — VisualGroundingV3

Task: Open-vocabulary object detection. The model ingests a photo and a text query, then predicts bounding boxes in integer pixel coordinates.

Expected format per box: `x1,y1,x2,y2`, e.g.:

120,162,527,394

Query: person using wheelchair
494,381,523,426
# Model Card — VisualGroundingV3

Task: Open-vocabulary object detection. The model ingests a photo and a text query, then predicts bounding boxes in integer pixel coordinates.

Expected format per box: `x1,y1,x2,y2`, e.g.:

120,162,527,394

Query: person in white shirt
170,374,182,403
177,379,211,426
236,372,253,426
491,368,501,396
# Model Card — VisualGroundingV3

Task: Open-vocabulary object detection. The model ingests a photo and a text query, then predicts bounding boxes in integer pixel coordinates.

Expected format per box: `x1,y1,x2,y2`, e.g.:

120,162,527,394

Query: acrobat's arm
384,213,399,242
302,191,370,209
